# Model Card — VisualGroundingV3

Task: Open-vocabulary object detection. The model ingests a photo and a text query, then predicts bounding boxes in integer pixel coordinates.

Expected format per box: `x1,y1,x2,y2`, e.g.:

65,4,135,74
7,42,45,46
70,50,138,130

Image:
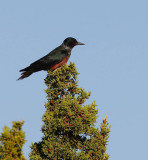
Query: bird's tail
17,71,33,80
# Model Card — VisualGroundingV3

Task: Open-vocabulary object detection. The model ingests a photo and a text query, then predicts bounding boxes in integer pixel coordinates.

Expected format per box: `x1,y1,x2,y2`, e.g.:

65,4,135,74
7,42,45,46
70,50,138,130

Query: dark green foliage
30,62,110,160
0,120,26,160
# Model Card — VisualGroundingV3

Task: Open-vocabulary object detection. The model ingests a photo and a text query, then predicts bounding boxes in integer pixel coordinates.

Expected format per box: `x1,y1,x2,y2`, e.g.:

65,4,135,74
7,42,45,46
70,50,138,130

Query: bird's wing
20,46,68,72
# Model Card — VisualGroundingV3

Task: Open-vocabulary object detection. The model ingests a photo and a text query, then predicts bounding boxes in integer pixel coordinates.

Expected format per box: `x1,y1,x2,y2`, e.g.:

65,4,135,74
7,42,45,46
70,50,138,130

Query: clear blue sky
0,0,148,159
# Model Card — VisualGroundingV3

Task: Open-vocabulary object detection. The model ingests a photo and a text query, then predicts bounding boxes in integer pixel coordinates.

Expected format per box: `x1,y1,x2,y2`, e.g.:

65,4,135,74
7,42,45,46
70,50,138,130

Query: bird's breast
50,56,69,70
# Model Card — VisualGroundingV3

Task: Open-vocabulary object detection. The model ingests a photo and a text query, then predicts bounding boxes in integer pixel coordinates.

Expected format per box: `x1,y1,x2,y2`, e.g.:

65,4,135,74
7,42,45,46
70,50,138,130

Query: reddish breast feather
50,57,69,70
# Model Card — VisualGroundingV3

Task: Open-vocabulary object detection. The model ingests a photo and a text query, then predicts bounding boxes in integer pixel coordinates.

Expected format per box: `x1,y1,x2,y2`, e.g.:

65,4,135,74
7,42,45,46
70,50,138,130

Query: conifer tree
30,62,110,160
0,120,26,160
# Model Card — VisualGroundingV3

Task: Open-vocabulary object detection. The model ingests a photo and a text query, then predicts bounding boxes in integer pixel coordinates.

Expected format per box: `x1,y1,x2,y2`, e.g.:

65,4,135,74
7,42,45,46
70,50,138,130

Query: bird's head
63,37,85,49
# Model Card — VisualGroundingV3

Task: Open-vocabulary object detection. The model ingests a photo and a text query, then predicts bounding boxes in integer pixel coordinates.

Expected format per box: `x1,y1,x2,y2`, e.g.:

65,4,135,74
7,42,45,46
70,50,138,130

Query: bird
18,37,84,80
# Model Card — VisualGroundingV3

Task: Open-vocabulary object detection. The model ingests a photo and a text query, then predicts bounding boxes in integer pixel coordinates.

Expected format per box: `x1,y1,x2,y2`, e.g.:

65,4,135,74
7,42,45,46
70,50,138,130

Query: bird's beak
76,42,85,45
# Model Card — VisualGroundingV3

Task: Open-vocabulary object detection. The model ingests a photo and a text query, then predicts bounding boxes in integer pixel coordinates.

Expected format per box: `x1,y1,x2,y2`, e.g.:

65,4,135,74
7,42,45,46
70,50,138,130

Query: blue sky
0,0,148,159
